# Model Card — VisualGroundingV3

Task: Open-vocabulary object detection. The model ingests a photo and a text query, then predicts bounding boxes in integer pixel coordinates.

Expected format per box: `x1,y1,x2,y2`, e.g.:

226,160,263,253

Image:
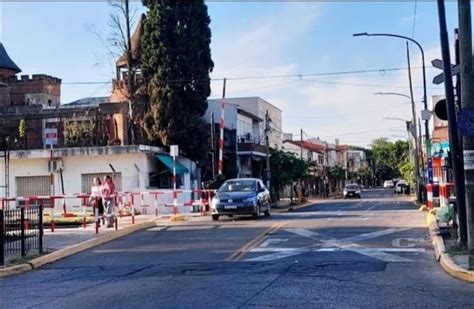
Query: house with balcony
205,97,282,180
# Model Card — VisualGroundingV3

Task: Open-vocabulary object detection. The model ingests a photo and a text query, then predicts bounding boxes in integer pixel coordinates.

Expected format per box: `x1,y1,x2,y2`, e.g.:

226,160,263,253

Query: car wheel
264,203,271,217
212,214,219,221
253,204,260,220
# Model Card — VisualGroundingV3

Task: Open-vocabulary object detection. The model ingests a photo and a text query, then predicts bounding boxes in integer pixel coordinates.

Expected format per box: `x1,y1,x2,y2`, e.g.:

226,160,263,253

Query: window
16,176,51,207
81,173,122,193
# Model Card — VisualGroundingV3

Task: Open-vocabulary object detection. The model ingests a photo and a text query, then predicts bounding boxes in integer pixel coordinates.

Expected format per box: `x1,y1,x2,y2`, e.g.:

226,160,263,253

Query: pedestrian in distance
325,182,330,198
102,175,116,228
89,177,104,227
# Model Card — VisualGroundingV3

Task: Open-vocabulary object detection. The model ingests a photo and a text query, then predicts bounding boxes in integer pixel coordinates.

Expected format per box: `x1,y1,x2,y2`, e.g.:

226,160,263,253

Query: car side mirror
259,188,265,193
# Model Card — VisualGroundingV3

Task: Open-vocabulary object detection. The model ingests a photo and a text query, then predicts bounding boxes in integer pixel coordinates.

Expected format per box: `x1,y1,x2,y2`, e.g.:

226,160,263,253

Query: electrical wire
60,65,435,85
300,78,441,90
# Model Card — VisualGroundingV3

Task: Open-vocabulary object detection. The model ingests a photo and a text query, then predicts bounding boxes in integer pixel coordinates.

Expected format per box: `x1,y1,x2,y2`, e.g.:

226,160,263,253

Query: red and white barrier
440,183,455,208
0,188,217,232
426,184,433,209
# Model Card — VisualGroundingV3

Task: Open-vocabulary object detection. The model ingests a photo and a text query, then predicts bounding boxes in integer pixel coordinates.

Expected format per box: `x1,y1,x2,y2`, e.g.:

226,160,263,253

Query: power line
300,78,441,90
60,65,437,85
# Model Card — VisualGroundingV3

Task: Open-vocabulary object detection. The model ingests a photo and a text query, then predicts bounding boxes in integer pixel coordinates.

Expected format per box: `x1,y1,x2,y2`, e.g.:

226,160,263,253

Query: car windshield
219,180,256,192
345,185,359,190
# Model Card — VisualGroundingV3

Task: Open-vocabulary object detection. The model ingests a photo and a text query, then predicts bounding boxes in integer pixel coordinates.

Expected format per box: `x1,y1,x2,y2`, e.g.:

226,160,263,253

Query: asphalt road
2,189,473,308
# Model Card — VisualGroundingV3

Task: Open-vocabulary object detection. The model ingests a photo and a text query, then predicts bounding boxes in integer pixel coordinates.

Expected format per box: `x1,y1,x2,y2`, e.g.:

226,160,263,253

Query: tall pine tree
141,1,214,163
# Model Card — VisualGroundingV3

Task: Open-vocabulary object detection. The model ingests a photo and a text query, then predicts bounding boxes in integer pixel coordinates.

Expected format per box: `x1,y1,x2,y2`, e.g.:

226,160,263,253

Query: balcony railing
237,134,261,145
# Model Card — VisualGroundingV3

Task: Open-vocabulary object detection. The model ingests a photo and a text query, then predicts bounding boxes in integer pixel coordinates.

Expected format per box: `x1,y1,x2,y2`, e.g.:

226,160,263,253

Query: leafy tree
371,138,409,182
357,165,373,186
270,149,309,200
399,161,415,186
141,1,213,163
328,165,346,190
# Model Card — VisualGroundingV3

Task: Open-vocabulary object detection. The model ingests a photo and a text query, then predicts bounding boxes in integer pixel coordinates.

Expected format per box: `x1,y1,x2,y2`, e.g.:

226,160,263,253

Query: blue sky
0,1,460,147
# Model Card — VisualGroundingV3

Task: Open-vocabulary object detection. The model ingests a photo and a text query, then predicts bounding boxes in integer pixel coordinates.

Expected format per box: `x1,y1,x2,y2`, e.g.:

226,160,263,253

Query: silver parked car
211,178,271,221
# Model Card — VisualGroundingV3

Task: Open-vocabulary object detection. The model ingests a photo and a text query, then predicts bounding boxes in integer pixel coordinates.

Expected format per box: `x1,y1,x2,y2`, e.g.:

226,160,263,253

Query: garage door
81,173,122,193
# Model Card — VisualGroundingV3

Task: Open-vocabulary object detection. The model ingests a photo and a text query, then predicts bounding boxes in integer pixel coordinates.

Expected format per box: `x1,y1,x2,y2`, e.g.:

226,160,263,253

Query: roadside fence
0,189,216,235
0,204,43,266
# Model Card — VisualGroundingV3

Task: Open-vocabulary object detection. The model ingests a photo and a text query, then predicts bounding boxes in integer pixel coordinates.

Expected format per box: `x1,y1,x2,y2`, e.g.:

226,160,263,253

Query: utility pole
264,110,271,190
407,42,421,203
458,0,474,266
300,129,303,160
437,0,468,245
218,78,226,177
210,113,216,181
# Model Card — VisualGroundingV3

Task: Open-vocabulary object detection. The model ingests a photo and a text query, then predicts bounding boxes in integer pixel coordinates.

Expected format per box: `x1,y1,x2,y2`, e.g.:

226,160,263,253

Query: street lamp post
354,32,430,181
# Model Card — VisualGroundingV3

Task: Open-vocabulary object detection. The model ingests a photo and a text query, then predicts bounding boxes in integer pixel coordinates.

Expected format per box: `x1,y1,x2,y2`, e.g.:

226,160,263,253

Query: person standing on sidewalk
102,175,116,228
89,177,104,227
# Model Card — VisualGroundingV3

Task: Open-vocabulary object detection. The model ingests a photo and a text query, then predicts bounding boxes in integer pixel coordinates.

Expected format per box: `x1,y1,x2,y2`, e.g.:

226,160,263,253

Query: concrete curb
0,219,157,278
0,263,33,277
427,213,474,283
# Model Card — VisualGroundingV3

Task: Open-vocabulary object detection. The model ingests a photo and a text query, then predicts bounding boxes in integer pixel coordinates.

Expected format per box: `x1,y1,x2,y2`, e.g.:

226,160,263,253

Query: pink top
102,181,116,199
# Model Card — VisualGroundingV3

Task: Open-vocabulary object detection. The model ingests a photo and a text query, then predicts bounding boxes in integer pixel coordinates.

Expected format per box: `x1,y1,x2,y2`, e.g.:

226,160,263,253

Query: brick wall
2,74,61,106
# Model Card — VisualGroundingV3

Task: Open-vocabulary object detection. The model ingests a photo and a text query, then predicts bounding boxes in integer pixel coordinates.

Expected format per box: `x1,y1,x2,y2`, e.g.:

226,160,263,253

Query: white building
0,145,196,213
347,150,367,173
205,98,279,179
217,97,283,150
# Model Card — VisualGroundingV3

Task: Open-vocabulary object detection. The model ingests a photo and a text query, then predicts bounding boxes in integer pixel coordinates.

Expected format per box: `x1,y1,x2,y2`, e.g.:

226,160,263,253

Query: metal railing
0,205,43,265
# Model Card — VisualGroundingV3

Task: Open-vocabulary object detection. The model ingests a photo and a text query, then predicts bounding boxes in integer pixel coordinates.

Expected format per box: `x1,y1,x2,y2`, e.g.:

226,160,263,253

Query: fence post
0,209,4,266
20,207,26,257
39,203,43,254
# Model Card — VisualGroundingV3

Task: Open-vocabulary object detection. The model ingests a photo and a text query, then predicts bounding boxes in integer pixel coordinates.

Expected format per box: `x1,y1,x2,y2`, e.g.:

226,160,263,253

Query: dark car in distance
211,178,271,221
343,184,361,199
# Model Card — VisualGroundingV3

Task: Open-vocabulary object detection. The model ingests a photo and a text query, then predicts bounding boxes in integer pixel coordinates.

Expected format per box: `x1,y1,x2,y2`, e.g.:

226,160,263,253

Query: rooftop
0,43,21,74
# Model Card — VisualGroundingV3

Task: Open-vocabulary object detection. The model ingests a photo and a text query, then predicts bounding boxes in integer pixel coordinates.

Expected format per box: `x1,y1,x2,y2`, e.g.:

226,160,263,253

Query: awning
155,154,189,174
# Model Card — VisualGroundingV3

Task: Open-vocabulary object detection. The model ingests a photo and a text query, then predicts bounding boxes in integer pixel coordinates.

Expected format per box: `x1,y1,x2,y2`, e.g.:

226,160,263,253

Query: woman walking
102,175,116,228
89,177,104,226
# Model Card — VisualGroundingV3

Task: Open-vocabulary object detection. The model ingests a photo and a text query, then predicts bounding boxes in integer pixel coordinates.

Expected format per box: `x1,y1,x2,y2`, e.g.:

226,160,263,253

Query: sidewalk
427,212,474,282
43,214,157,252
0,214,175,277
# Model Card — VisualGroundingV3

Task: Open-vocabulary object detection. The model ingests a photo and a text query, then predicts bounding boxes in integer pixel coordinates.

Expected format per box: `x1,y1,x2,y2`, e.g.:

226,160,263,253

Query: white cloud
280,45,446,147
208,3,447,147
209,2,323,101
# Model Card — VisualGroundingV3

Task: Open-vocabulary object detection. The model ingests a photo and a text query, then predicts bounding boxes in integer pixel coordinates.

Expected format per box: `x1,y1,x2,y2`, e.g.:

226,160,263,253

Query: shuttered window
81,173,122,193
16,176,50,197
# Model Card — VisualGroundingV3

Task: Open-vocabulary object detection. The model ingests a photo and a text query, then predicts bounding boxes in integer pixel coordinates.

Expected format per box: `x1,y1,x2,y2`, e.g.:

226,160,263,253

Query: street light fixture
374,92,411,99
354,32,430,168
374,92,424,105
383,116,410,122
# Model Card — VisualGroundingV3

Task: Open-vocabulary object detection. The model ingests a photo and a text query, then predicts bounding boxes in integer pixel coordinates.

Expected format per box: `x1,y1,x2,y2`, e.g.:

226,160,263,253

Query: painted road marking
244,228,423,263
226,222,287,262
250,247,425,253
259,238,288,247
392,238,428,248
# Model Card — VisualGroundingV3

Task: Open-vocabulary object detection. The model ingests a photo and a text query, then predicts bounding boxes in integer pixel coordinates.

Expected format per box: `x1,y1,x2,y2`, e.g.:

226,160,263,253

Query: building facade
0,145,195,213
